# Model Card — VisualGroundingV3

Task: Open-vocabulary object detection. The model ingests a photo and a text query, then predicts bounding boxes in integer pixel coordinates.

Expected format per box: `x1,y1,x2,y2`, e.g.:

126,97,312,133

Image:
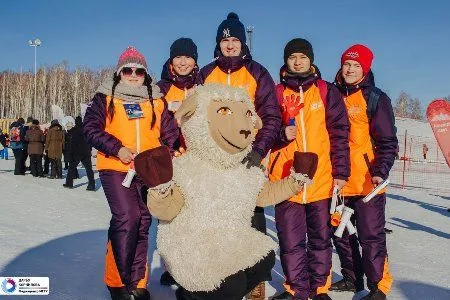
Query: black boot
160,271,177,286
108,287,132,300
271,291,299,299
131,288,151,300
86,181,96,191
361,289,387,300
330,277,356,292
311,294,332,300
63,183,73,189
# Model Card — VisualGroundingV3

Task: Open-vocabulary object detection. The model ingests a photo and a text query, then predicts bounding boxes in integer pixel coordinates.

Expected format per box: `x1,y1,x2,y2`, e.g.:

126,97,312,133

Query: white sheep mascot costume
133,84,318,300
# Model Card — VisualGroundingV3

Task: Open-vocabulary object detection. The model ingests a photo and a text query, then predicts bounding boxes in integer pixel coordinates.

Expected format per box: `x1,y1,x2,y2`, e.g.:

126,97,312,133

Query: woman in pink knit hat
83,46,179,300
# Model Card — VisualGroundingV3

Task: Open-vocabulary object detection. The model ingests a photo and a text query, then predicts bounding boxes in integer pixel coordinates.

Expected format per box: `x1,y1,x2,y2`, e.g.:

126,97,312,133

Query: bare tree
394,91,410,118
409,98,423,120
0,63,114,122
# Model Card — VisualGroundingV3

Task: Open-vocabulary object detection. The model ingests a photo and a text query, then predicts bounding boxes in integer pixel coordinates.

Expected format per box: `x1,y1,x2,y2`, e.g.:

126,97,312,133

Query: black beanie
216,12,246,44
284,38,314,64
170,38,198,62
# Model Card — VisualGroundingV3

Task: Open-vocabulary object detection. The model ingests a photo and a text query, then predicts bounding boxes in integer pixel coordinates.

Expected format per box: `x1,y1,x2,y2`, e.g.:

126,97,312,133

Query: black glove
242,150,263,169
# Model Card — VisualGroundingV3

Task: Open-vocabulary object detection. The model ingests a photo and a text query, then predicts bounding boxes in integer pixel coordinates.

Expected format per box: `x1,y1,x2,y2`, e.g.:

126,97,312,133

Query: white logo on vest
345,51,359,59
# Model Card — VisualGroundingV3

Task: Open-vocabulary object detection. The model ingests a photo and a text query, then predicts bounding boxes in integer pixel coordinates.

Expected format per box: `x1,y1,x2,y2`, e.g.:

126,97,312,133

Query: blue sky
1,0,449,106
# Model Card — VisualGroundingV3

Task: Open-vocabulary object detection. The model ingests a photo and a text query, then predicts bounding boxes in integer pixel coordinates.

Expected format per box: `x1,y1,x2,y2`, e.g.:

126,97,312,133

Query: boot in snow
247,281,265,299
361,289,387,300
160,271,177,286
330,277,356,292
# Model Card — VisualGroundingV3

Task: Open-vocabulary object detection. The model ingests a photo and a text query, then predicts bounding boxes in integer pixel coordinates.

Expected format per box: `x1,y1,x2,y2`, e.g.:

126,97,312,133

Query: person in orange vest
269,38,350,300
157,37,198,287
157,37,198,159
83,46,179,300
330,44,397,300
197,12,282,299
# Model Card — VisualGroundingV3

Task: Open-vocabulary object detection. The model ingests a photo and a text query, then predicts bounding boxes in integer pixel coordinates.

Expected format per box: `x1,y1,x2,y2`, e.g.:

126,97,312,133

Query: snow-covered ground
0,158,449,300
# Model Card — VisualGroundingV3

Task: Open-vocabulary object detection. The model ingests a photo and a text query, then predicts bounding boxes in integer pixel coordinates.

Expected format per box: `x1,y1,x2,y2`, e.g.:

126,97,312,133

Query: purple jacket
157,58,198,96
83,93,179,156
334,70,398,179
278,65,351,180
196,45,282,157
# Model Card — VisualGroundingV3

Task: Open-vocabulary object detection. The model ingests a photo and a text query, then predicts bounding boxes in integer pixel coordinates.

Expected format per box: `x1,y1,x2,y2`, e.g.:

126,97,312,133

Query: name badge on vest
123,103,144,119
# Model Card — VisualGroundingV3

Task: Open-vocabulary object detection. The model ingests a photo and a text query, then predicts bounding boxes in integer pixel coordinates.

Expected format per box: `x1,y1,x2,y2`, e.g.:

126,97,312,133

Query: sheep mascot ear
174,91,198,125
254,115,263,130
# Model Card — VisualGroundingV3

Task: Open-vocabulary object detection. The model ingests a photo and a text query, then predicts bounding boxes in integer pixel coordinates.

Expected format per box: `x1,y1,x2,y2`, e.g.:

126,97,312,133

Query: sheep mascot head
175,83,263,168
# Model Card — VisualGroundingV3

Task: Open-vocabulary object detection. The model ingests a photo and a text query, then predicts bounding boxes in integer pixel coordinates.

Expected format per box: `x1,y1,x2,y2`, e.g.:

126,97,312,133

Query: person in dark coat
25,119,45,177
63,116,95,191
45,120,65,179
43,127,50,175
63,121,74,170
9,117,27,175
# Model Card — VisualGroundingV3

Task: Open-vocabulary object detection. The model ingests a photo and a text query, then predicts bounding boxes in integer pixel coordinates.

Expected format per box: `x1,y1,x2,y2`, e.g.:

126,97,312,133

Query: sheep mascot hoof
134,84,318,300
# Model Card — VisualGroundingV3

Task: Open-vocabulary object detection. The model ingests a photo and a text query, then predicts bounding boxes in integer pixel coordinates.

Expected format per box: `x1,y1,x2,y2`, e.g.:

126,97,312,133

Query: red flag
426,99,450,167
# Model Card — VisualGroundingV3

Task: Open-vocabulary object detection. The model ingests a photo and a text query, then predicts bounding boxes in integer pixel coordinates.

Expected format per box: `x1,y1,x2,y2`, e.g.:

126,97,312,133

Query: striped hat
116,46,148,75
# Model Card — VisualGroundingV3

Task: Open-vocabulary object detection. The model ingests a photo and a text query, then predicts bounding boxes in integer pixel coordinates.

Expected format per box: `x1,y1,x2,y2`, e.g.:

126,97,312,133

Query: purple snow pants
332,193,389,291
275,199,332,300
100,170,152,291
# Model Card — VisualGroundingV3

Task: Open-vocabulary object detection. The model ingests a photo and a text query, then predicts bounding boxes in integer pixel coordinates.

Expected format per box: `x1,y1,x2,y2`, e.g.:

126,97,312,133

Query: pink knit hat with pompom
116,46,148,75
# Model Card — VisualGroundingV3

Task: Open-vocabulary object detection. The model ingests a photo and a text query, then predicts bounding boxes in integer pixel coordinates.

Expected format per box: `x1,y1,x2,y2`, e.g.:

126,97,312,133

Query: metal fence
389,130,450,191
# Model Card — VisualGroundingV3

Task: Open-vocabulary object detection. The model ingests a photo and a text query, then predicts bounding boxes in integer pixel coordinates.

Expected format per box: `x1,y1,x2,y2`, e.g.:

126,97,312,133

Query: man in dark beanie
269,38,350,300
195,12,281,300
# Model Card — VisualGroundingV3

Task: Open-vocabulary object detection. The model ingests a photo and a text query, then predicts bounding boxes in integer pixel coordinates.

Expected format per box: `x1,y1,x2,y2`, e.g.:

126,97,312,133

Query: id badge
123,103,144,119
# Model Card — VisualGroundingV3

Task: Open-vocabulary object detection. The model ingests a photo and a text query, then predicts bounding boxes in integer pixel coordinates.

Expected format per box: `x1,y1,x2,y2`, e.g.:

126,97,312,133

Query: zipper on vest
136,118,140,154
299,85,307,204
184,87,188,99
227,69,231,85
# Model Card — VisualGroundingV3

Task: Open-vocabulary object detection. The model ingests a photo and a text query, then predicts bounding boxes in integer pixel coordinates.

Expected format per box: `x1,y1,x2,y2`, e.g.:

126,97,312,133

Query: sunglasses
121,67,146,77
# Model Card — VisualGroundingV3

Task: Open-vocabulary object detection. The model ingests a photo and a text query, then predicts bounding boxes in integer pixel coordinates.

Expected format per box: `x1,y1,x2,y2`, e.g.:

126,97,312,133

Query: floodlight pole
28,38,41,118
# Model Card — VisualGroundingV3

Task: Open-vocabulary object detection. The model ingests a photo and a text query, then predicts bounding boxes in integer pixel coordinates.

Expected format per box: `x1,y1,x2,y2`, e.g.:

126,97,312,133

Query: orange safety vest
343,90,385,196
164,85,189,102
96,96,164,172
204,66,258,102
268,85,333,204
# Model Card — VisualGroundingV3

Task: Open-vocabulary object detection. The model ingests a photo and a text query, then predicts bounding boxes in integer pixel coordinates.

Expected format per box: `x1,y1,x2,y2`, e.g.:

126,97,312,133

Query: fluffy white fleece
156,84,278,292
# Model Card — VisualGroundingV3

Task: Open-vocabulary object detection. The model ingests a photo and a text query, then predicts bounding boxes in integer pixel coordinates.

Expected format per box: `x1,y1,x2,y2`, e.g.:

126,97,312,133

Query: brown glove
134,146,173,188
293,151,319,180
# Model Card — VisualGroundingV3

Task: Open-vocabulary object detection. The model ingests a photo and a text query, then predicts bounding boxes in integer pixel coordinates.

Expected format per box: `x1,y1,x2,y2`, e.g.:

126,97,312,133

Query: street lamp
28,38,41,118
246,26,254,54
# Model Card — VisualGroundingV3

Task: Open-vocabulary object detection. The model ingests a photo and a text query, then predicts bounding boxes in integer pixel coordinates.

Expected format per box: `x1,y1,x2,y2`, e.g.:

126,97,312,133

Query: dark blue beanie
170,38,198,62
216,12,246,44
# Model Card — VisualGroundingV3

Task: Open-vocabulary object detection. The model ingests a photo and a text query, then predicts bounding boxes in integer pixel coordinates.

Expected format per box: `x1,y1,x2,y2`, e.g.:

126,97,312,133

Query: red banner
426,99,450,167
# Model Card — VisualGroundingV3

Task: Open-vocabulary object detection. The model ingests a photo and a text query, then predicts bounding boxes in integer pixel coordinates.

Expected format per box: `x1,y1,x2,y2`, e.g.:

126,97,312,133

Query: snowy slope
395,117,434,138
0,158,449,300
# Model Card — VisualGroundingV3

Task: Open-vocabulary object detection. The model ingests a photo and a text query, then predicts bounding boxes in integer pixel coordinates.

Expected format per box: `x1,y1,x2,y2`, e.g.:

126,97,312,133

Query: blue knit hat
170,38,198,62
216,12,246,44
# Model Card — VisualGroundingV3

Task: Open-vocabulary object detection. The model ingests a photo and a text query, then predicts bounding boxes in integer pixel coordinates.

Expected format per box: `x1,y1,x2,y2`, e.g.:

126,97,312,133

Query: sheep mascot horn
134,84,318,300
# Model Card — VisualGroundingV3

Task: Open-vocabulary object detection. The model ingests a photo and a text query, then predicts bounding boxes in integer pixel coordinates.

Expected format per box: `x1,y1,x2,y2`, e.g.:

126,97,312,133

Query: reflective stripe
299,86,307,204
136,118,140,154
